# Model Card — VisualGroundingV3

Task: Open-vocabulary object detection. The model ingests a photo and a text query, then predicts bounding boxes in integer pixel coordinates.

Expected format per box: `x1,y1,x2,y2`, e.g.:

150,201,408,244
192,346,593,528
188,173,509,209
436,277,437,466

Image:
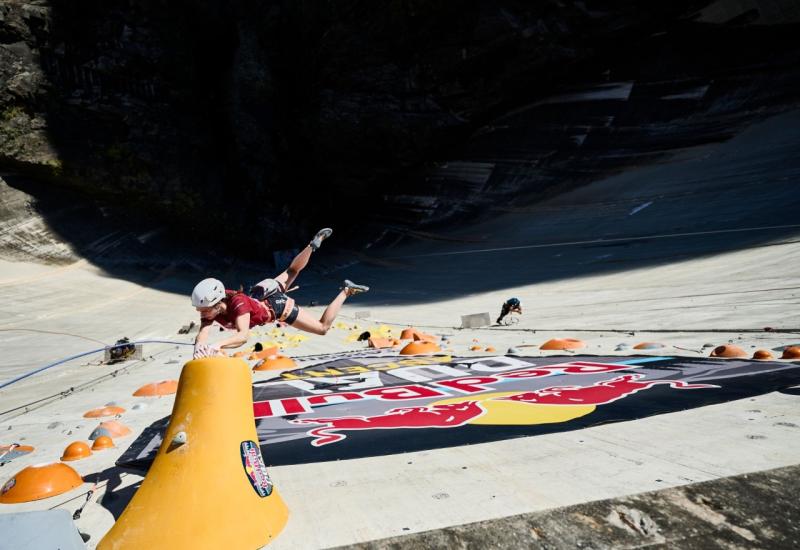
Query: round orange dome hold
91,436,115,451
399,341,442,355
710,344,748,358
781,346,800,359
253,355,297,371
752,349,774,360
60,441,92,462
97,420,132,438
0,462,83,503
133,380,178,397
83,406,126,418
540,338,586,351
633,342,664,350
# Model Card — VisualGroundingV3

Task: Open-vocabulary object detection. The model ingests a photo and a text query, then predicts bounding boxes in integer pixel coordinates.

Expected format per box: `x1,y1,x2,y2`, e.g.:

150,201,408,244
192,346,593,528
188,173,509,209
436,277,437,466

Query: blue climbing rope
0,339,193,390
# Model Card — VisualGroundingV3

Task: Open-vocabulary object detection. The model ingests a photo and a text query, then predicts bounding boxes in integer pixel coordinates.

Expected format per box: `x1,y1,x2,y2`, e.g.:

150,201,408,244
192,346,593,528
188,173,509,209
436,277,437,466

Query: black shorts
265,290,299,325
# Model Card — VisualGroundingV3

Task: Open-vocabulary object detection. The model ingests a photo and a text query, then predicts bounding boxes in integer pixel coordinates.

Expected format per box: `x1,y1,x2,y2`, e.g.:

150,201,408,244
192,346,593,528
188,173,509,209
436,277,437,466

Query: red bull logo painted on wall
288,374,718,447
118,353,800,470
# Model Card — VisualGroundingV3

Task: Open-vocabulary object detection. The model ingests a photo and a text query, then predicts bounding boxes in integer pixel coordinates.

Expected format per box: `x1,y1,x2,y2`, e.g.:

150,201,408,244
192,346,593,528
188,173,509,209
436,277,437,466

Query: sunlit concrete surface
1,112,799,548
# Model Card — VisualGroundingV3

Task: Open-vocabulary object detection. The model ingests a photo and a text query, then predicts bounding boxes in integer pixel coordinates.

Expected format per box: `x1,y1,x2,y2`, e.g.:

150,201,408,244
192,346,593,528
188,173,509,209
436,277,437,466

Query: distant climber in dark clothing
497,297,522,325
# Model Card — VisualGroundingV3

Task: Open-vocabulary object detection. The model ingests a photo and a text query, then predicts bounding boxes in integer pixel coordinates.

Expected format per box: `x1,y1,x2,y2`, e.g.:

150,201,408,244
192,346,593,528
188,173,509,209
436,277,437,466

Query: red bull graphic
290,374,719,446
117,354,800,470
251,360,631,419
240,440,274,497
290,401,487,446
501,374,719,406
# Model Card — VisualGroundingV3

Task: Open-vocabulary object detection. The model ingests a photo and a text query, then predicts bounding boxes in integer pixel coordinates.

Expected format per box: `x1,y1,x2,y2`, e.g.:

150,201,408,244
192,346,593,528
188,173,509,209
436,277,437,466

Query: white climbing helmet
191,278,225,307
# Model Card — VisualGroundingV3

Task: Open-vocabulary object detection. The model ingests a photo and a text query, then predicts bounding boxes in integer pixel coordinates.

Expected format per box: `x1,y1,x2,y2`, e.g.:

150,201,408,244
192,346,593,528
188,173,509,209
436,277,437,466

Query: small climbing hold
368,337,394,349
60,441,92,462
710,344,748,358
782,346,800,359
540,338,585,351
752,349,774,360
633,342,664,350
83,406,126,419
90,421,131,440
399,341,441,355
249,346,280,360
253,355,297,371
400,327,438,341
171,431,187,446
91,436,115,451
133,380,178,397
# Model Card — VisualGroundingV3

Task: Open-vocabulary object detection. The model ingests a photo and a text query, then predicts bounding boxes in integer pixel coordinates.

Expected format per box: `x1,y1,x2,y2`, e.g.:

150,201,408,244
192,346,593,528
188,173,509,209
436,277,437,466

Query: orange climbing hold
633,342,664,350
470,345,482,351
485,346,496,352
400,327,438,341
95,421,132,439
92,436,115,451
400,341,442,355
249,347,280,360
61,442,92,462
83,406,126,418
752,349,774,360
368,337,394,349
133,380,178,397
253,355,297,371
540,338,586,350
0,462,83,504
782,346,800,359
710,344,748,358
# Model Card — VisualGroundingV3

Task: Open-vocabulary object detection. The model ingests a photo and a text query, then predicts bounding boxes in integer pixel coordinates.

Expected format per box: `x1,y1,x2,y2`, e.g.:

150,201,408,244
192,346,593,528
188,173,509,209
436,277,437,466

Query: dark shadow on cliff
6,108,800,313
330,109,800,308
3,7,800,307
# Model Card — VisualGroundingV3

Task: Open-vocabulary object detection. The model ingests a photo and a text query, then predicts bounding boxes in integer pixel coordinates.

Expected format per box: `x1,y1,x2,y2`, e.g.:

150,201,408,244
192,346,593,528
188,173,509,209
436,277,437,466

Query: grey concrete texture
0,509,87,549
340,464,800,550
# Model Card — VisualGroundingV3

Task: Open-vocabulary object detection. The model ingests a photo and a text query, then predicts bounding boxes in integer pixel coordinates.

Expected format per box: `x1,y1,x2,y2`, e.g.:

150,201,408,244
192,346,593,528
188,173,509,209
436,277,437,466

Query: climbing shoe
310,228,333,251
342,279,369,295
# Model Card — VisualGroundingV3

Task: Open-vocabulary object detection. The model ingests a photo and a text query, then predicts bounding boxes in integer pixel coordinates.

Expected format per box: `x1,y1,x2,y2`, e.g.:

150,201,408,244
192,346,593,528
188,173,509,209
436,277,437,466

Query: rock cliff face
1,1,799,258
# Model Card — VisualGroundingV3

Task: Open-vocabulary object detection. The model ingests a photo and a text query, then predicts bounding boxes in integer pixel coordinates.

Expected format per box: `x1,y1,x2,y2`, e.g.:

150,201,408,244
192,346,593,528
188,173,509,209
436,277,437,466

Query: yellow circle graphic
430,392,596,426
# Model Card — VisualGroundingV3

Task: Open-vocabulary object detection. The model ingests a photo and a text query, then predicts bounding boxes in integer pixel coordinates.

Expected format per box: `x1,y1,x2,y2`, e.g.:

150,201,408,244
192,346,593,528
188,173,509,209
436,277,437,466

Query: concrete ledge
340,464,800,549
